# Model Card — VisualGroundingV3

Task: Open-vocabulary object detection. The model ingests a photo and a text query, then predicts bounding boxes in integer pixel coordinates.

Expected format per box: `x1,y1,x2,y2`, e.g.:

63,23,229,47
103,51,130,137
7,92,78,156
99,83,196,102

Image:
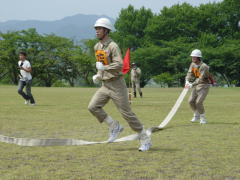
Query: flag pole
121,47,131,104
128,71,132,104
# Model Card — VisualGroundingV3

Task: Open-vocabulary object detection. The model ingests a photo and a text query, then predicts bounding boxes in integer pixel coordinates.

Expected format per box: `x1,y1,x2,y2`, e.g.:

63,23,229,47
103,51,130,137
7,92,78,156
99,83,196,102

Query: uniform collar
194,61,203,67
100,37,112,48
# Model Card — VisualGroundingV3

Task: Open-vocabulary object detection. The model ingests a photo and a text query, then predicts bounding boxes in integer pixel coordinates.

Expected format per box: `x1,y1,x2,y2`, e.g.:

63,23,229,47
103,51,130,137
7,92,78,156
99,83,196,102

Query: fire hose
0,88,189,146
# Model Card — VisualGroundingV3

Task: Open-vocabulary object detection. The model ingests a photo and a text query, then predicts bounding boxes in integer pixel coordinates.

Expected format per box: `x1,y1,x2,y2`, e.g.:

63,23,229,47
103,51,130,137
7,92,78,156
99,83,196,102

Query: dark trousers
18,80,35,104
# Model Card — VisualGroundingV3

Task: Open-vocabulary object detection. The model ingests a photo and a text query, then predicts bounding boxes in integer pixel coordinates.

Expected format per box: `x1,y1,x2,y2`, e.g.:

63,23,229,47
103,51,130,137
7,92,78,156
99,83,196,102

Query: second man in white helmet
185,49,211,124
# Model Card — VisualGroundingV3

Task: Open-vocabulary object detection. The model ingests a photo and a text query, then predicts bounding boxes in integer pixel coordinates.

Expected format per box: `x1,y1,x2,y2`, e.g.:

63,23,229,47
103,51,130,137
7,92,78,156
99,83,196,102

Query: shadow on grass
152,122,240,133
150,124,194,132
31,104,56,107
206,122,239,125
113,147,181,152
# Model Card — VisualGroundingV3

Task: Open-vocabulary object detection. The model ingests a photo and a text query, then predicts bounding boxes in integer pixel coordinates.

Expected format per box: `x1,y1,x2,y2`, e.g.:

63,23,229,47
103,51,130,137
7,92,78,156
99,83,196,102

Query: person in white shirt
17,52,35,105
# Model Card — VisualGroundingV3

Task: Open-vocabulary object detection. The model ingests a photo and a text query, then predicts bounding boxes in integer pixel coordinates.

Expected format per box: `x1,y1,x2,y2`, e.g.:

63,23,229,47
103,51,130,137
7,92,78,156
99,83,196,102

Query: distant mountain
0,14,115,40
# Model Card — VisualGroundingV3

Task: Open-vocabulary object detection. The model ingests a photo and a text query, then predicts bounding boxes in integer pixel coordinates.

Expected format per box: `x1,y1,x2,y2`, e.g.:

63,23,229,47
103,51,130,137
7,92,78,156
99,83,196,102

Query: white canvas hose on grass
0,88,189,146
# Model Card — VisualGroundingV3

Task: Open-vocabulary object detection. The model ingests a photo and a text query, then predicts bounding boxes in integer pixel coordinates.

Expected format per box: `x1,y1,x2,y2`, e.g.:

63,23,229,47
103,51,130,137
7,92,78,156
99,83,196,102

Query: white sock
194,111,200,117
104,116,115,126
200,114,206,118
139,128,150,136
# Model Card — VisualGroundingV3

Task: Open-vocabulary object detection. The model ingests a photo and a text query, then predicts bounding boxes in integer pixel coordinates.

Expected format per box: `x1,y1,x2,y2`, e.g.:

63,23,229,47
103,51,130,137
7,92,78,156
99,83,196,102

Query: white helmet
94,18,113,31
190,49,202,57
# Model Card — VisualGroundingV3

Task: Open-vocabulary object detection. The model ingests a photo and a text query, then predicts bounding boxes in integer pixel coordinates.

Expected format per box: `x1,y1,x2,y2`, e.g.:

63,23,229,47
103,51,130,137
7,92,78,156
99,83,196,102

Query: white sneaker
107,122,124,143
200,119,207,124
190,112,200,122
138,129,152,152
24,100,29,105
200,114,207,124
191,116,200,122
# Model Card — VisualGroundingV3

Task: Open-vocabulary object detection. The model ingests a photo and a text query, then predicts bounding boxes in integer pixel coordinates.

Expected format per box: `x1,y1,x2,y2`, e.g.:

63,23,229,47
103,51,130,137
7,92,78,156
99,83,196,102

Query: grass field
0,86,240,180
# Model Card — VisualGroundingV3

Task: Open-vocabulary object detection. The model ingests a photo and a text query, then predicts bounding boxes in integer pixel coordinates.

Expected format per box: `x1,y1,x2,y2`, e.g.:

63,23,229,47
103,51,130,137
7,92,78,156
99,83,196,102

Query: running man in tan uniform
131,63,142,98
88,18,151,151
185,49,210,124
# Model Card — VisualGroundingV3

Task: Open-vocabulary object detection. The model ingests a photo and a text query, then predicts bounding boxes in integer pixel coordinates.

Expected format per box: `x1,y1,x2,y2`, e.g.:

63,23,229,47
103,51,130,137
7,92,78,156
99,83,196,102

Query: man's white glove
185,81,193,88
96,62,105,71
92,74,101,84
188,83,193,88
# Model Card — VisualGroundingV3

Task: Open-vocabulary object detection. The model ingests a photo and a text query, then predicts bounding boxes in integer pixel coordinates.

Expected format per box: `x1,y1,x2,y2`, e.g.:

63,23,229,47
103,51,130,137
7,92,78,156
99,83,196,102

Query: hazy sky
0,0,223,22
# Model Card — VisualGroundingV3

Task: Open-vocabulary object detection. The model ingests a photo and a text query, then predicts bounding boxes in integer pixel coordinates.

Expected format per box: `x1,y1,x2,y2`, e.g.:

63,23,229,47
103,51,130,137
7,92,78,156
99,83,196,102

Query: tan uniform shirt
94,37,123,81
186,62,210,86
131,67,141,82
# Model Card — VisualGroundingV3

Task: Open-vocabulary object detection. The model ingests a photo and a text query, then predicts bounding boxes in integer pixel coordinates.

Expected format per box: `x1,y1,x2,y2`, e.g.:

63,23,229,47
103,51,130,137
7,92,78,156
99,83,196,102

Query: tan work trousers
188,84,210,114
132,80,142,95
88,76,143,132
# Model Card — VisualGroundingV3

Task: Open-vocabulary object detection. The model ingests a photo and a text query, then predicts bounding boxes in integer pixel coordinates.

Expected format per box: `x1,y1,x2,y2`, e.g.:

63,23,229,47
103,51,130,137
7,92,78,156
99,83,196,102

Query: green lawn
0,86,239,180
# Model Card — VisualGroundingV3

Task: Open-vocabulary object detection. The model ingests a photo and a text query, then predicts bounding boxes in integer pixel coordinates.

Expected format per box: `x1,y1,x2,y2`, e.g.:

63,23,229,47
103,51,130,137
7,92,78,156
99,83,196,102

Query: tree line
0,29,96,86
0,0,239,87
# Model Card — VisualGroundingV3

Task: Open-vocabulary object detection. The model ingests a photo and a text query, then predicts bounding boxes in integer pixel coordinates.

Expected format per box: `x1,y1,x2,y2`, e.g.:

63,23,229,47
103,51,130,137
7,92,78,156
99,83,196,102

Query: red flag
122,48,130,74
208,73,217,86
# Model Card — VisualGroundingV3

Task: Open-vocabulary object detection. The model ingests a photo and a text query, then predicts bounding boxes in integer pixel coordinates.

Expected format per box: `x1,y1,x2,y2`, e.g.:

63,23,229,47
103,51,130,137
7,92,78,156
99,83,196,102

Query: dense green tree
204,39,240,86
114,5,153,50
145,3,199,42
153,72,175,87
0,31,24,84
